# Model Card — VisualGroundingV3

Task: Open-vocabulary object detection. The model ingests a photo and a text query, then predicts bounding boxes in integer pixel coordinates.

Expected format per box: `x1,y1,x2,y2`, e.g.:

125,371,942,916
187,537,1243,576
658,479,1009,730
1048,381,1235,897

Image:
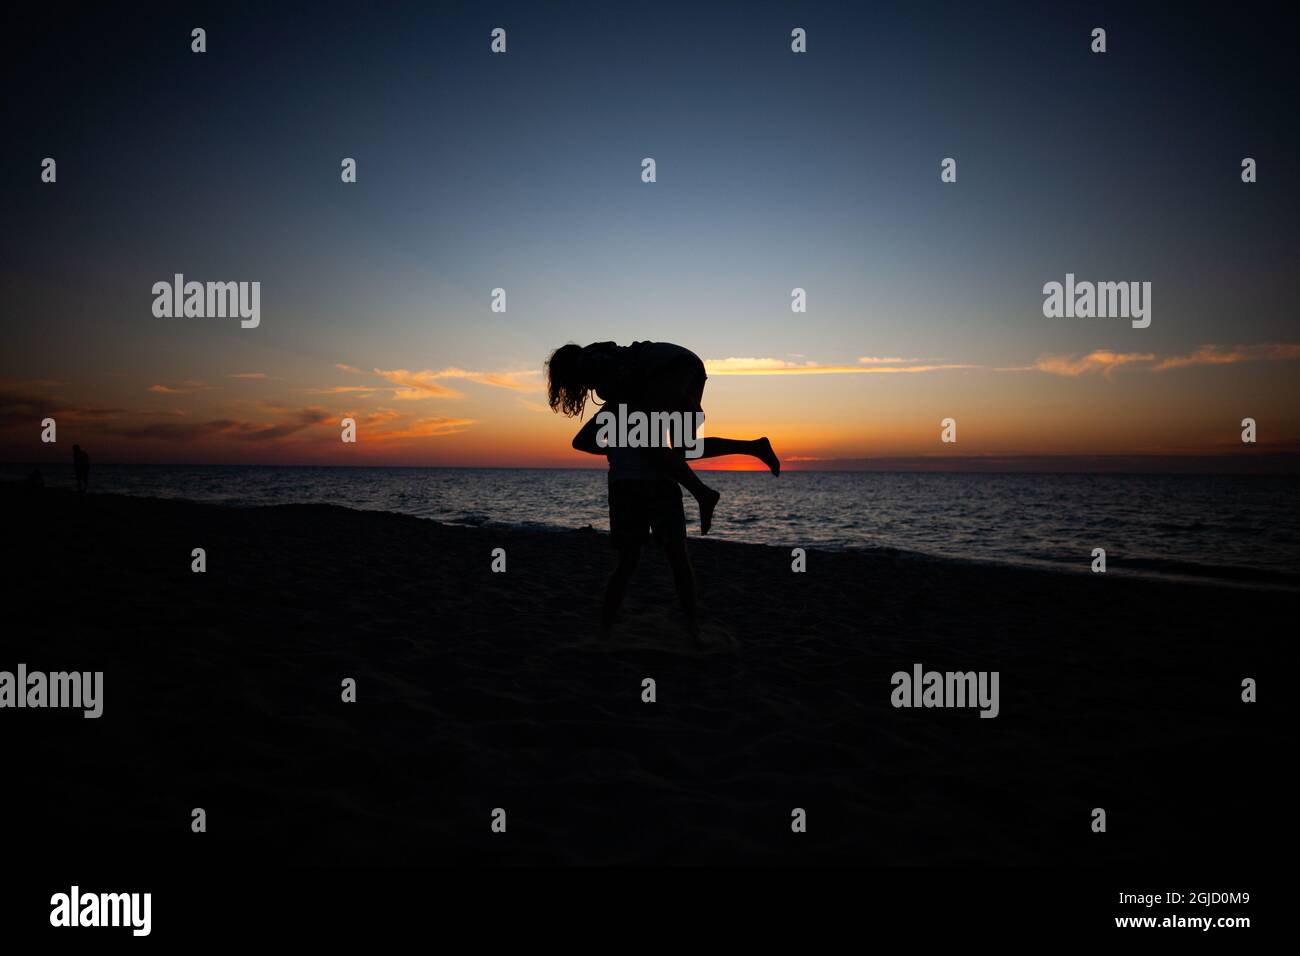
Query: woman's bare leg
659,533,699,643
602,544,640,631
649,447,721,534
695,437,780,475
639,371,780,531
648,438,780,535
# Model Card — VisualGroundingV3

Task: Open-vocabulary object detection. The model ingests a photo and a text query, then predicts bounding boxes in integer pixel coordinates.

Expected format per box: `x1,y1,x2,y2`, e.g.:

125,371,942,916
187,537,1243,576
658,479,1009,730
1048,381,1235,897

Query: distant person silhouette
602,443,699,641
547,341,780,533
73,444,90,492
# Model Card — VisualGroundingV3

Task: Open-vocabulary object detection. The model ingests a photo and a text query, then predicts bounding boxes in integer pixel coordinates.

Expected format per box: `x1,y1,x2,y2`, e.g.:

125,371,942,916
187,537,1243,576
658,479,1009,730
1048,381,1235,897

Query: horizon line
5,452,1300,477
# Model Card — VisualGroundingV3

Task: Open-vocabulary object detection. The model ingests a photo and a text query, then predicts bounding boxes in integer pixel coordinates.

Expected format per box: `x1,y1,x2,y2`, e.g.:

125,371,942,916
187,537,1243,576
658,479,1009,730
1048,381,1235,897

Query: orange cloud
0,389,125,421
370,416,477,440
705,357,977,375
147,381,213,394
439,368,540,390
114,407,332,442
1022,343,1300,377
1027,350,1156,377
1152,343,1300,371
370,366,541,398
371,369,464,399
305,385,383,396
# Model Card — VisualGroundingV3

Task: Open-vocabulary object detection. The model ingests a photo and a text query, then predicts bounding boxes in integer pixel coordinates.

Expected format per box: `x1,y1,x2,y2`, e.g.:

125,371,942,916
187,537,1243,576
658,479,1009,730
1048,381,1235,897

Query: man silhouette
73,444,90,492
602,443,699,642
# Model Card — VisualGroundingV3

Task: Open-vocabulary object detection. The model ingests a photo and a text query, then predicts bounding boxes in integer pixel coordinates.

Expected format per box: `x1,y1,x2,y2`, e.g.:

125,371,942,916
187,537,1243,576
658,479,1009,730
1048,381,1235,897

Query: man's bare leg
659,534,699,644
602,545,640,632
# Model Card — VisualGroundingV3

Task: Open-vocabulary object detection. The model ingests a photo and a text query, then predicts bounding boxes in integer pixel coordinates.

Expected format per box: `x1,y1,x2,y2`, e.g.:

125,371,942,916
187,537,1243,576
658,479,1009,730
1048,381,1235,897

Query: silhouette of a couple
547,341,779,642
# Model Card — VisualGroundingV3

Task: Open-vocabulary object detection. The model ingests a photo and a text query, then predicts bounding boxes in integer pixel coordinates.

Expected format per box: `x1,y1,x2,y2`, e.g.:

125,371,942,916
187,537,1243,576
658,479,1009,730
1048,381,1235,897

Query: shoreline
7,478,1295,592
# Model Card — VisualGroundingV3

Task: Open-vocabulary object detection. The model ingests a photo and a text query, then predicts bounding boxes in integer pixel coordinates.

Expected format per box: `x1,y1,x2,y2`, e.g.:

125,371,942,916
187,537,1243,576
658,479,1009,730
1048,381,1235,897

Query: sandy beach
3,486,1287,867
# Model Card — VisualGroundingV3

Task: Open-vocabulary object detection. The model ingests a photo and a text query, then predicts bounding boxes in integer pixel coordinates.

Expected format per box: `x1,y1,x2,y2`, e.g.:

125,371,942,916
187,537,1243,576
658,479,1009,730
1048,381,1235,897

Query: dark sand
2,487,1287,867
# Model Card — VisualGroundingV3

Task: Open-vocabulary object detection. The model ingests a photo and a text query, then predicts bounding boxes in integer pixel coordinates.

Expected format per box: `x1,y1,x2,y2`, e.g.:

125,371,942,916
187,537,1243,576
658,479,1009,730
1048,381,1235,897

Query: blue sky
2,1,1297,465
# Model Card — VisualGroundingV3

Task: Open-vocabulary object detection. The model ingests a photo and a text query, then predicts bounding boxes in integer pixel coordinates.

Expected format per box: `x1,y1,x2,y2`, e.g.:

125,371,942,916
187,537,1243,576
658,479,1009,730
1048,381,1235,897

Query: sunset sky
3,2,1297,469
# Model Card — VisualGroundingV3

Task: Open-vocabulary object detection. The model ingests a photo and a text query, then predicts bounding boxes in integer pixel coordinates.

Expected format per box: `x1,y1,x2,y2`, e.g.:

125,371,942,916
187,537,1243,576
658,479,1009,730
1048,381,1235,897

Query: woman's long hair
546,344,591,418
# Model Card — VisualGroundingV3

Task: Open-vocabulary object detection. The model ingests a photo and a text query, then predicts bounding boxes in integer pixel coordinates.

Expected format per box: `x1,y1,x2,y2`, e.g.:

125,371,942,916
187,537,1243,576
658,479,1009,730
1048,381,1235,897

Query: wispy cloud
439,368,541,390
370,416,477,439
147,381,215,394
705,357,977,375
0,389,125,421
305,385,383,396
1152,343,1300,371
853,363,979,374
313,365,541,400
858,356,920,365
705,357,823,373
1020,343,1300,377
114,407,333,442
371,369,464,399
713,343,1300,381
1022,350,1156,377
228,372,270,380
368,366,541,399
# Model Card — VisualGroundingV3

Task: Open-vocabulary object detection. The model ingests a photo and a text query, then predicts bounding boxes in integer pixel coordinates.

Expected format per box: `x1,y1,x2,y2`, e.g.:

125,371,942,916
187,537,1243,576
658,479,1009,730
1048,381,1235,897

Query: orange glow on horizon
4,348,1300,468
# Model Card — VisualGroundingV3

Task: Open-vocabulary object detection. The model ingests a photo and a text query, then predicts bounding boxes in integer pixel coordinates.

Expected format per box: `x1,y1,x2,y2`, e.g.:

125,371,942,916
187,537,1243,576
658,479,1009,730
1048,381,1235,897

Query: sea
7,464,1300,589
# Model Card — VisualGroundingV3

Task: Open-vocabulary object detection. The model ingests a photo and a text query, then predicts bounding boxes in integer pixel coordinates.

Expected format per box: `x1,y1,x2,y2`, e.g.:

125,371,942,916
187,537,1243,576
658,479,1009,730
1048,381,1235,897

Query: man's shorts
608,478,686,550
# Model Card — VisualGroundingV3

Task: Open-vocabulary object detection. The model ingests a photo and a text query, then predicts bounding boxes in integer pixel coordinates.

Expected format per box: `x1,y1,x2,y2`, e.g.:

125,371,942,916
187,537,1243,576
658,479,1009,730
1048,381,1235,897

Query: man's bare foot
755,437,780,476
697,486,720,535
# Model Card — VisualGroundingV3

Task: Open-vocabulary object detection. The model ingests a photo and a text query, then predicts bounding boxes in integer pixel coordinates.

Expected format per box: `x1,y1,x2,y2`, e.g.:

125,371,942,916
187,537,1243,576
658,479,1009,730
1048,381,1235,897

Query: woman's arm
571,415,606,455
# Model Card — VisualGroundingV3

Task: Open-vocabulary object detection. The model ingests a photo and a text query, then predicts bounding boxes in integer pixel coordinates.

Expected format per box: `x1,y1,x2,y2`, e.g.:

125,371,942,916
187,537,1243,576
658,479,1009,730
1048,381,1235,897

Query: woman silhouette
547,341,780,533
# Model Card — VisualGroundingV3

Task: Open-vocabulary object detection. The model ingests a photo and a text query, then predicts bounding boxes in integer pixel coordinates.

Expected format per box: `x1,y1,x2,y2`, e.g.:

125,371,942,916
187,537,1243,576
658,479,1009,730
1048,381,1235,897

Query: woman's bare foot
755,437,780,475
696,486,720,534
